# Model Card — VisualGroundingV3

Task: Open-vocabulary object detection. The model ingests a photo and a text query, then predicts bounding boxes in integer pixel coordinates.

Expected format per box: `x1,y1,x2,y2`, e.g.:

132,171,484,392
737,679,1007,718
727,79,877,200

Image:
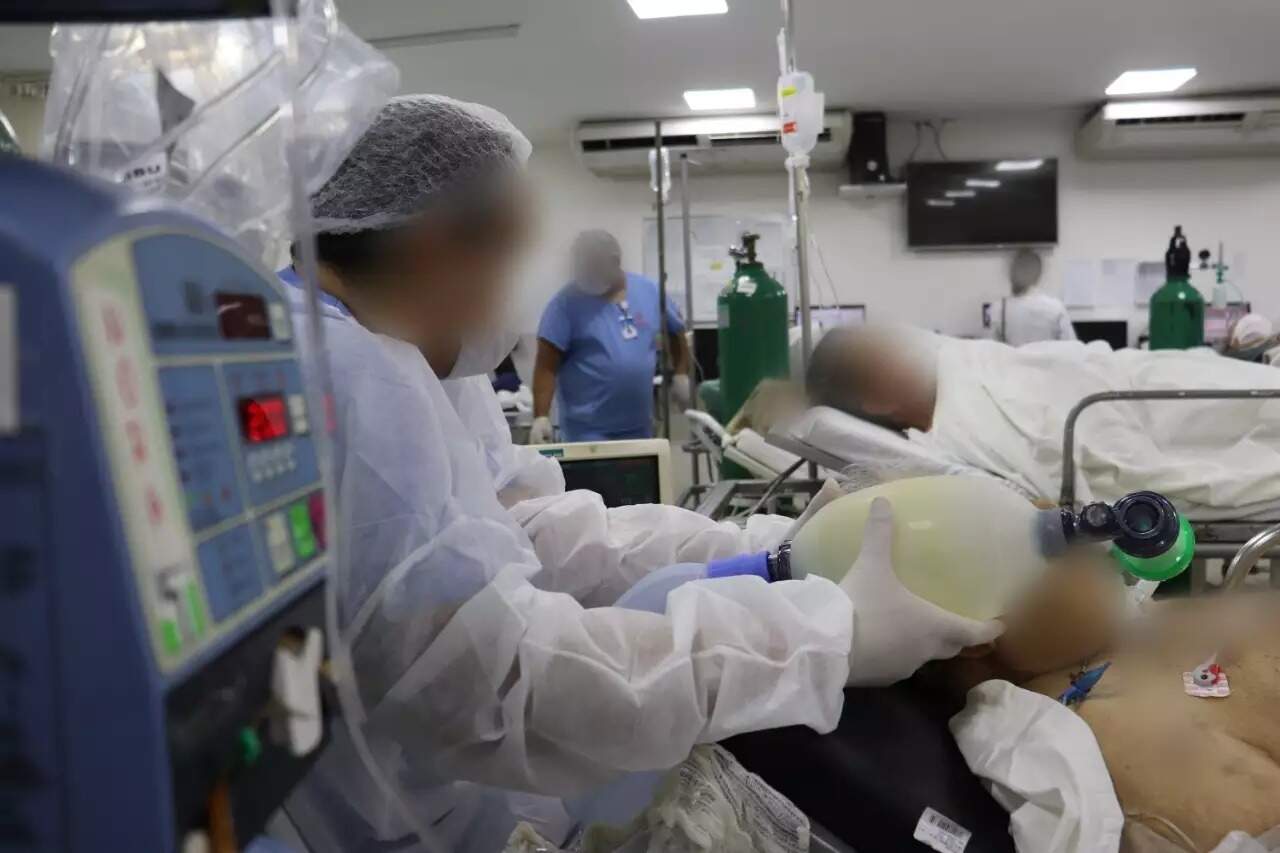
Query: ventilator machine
0,157,331,851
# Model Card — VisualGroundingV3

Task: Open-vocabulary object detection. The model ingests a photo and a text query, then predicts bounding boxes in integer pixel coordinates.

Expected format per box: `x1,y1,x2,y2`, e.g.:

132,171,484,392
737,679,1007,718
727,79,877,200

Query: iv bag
777,71,824,159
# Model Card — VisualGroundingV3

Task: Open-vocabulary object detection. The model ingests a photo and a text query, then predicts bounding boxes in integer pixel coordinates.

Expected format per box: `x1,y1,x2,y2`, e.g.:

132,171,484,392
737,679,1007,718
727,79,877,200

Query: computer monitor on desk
1072,320,1129,349
536,439,673,507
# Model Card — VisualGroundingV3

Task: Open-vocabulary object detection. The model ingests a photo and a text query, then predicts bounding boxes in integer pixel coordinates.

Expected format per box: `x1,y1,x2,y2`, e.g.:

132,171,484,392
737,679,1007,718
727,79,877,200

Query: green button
288,503,317,561
161,620,182,655
186,583,207,639
238,727,263,767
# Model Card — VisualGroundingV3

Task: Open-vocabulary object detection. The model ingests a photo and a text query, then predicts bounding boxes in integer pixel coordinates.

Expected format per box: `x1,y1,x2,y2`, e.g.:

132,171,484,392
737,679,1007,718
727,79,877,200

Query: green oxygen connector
1110,515,1195,582
1044,491,1195,583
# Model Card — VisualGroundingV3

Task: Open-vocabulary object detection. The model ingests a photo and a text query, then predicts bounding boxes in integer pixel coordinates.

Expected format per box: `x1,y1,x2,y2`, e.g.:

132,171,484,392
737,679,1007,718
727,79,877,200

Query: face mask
574,276,613,296
447,327,521,379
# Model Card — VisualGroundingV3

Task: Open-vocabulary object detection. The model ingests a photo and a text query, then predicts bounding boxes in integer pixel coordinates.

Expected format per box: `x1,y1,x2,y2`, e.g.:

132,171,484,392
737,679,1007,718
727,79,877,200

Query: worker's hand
839,498,1004,686
529,416,554,445
670,374,693,410
782,479,845,543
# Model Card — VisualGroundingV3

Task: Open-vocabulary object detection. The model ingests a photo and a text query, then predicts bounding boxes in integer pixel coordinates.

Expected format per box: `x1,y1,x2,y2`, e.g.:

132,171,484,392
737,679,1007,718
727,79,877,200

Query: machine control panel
72,229,326,671
2,157,333,850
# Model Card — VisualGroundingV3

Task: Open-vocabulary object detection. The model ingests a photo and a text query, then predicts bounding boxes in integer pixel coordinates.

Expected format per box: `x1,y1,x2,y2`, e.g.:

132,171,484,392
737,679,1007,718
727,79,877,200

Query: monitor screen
559,456,661,508
906,159,1058,249
798,305,867,332
1072,320,1128,350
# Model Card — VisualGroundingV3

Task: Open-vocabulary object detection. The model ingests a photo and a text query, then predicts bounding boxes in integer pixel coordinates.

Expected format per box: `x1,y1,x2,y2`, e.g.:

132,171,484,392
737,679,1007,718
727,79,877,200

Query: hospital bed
766,405,1004,488
680,410,828,519
698,397,1280,852
726,684,1017,853
1058,388,1280,593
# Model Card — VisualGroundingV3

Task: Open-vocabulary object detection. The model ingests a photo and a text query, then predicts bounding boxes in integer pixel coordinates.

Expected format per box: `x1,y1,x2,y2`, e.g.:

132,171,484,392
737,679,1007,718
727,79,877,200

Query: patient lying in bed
919,550,1280,851
805,324,1280,517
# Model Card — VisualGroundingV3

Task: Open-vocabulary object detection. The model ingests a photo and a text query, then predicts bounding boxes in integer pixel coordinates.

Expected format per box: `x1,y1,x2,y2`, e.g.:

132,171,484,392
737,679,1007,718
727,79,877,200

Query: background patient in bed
805,325,939,432
918,551,1280,851
805,323,1280,515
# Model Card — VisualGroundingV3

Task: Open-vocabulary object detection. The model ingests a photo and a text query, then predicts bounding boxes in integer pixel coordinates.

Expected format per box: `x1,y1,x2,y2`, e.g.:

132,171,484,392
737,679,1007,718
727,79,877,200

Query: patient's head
921,547,1127,691
806,325,939,432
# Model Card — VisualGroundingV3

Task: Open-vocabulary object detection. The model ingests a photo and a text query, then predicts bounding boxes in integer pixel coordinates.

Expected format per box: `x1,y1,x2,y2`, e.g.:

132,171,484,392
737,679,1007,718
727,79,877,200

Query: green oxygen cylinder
1149,225,1205,350
717,232,790,468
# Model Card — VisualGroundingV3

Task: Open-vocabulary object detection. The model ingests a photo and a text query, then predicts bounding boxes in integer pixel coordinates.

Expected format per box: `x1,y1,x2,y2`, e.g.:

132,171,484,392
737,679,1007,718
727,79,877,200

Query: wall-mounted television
906,158,1058,249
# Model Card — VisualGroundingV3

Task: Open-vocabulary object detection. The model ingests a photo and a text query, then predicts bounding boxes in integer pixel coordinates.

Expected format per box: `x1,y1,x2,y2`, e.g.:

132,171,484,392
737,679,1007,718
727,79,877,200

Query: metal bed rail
1058,388,1280,590
1059,388,1280,507
693,477,825,520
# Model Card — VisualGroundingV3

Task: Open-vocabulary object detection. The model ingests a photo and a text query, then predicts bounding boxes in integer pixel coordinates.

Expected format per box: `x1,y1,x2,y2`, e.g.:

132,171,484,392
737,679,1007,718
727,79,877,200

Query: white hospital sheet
951,680,1124,853
926,339,1280,519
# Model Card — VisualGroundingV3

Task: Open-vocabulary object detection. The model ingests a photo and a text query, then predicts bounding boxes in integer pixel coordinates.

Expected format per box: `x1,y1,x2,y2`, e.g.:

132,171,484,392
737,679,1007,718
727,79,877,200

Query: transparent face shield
40,5,467,852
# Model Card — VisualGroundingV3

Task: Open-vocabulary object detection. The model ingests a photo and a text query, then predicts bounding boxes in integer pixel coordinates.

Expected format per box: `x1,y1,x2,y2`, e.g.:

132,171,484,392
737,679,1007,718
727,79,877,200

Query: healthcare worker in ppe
280,95,1003,853
529,230,691,443
988,248,1077,346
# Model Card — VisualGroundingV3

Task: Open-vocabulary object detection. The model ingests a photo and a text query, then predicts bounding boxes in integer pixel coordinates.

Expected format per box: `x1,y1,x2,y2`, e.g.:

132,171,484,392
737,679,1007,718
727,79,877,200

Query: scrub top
990,290,1077,346
276,265,351,316
537,272,685,442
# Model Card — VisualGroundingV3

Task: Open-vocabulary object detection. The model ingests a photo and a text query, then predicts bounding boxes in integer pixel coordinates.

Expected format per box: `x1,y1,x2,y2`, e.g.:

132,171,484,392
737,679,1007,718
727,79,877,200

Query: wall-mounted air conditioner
575,110,851,176
1077,95,1280,159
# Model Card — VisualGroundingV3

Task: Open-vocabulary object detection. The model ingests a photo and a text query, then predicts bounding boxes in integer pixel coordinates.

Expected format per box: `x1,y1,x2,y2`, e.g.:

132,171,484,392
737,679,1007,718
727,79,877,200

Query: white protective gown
990,290,1078,347
285,297,854,853
442,374,801,605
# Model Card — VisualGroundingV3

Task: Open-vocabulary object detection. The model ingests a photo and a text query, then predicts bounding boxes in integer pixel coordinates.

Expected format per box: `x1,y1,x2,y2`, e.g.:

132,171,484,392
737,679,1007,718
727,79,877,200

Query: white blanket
950,681,1125,853
921,339,1280,519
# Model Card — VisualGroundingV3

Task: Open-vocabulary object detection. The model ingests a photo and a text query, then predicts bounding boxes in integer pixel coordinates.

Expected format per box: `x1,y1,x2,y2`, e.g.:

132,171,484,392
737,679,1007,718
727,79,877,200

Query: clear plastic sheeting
41,0,397,266
502,745,810,853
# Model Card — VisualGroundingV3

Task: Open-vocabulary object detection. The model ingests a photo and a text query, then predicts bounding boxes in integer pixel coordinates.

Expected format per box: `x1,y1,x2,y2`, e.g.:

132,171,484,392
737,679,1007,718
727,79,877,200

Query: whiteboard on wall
642,215,790,325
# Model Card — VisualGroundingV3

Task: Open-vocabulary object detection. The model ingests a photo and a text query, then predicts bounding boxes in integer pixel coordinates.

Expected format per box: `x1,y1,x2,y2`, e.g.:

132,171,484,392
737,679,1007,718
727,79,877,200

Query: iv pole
781,0,814,378
653,119,672,439
780,0,818,480
679,152,700,486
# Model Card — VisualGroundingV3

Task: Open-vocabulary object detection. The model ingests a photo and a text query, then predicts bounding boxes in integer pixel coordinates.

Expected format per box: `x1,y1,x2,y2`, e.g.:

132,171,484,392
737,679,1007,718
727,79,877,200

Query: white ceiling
4,0,1280,140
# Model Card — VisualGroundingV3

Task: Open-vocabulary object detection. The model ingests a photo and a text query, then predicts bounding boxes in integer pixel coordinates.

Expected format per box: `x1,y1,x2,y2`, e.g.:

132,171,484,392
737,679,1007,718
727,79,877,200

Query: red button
102,304,124,346
308,492,326,550
145,486,164,526
125,420,147,462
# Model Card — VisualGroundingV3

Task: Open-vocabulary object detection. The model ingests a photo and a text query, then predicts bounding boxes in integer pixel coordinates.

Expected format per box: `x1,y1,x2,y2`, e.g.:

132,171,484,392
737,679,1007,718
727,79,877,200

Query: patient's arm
1020,593,1280,852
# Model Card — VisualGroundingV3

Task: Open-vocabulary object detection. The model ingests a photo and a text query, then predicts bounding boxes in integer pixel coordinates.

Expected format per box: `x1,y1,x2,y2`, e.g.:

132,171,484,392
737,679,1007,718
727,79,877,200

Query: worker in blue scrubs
530,229,691,442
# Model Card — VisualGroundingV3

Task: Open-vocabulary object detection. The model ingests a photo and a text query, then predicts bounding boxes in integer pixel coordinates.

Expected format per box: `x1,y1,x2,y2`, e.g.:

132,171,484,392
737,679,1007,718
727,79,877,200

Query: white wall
0,92,45,152
518,110,1280,339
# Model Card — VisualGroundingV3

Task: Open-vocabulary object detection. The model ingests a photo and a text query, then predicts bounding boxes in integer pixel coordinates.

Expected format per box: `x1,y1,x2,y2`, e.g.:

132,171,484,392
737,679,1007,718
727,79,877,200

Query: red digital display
239,395,289,443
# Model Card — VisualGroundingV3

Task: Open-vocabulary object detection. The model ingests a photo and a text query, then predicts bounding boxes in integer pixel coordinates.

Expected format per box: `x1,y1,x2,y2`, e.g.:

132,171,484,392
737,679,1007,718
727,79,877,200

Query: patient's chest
1024,595,1280,851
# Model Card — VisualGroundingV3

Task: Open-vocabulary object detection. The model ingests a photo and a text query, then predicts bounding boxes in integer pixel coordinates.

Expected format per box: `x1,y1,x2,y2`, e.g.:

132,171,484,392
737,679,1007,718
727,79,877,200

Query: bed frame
1059,388,1280,592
